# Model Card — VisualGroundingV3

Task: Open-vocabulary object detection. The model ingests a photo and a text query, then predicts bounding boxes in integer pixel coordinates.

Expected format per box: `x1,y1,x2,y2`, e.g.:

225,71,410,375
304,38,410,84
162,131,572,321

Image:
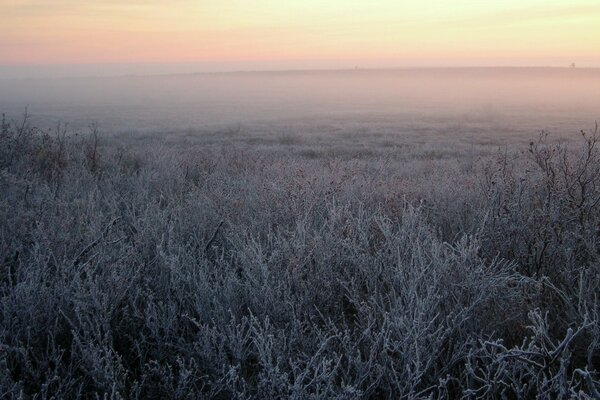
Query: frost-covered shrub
0,117,598,398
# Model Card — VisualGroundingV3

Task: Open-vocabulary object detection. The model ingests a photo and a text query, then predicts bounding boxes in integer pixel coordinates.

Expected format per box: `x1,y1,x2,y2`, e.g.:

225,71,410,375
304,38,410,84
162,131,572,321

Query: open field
1,68,600,398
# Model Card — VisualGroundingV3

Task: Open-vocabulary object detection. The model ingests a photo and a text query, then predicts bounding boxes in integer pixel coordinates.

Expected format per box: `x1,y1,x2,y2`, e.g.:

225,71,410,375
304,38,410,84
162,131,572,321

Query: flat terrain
1,67,599,132
1,68,599,398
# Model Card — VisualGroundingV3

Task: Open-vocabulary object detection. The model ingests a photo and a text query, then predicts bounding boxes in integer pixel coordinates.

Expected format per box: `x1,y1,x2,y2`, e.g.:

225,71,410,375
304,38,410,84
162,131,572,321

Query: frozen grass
0,114,599,398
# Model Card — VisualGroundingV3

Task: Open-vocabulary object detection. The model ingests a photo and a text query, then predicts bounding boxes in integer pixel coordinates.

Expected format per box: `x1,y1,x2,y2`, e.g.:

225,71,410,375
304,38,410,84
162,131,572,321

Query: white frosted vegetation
0,115,599,398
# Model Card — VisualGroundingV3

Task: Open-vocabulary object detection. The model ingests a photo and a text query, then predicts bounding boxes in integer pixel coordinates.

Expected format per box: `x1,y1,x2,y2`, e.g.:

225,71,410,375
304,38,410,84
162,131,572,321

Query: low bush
0,117,598,398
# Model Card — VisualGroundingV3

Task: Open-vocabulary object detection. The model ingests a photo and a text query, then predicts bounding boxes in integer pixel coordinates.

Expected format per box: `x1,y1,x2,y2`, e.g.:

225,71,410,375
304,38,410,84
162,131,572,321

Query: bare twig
72,217,120,267
205,220,224,253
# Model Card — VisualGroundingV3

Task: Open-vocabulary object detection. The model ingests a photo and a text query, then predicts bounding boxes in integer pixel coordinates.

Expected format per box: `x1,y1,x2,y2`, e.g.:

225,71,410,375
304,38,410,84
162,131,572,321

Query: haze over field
2,0,598,136
1,68,599,136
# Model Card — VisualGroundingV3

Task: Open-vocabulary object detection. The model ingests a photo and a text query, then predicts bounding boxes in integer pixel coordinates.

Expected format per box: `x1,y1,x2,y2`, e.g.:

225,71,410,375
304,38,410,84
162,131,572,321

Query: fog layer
1,68,598,135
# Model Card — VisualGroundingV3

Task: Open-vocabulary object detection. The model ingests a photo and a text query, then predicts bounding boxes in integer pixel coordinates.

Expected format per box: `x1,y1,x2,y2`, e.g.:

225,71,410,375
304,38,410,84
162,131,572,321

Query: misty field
1,110,600,399
1,69,600,399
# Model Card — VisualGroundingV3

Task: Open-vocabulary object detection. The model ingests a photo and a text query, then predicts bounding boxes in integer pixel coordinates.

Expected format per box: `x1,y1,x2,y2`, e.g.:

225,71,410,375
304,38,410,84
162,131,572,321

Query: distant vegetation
1,113,599,398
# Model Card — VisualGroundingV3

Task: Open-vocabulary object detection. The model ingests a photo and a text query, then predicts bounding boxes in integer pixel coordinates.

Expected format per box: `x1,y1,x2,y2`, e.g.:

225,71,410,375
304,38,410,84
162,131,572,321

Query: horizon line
1,64,598,81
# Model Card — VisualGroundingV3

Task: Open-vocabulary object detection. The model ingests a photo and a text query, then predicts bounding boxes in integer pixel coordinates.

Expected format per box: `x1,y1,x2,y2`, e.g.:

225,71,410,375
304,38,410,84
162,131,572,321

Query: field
1,69,600,398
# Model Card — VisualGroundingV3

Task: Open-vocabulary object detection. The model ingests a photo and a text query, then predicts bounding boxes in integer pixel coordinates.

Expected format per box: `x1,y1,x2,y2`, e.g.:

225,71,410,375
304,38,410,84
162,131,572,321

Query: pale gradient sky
1,0,600,74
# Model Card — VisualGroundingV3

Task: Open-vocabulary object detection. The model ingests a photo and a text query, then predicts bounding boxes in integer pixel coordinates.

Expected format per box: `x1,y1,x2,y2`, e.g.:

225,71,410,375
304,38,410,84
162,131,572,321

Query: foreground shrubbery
0,115,599,398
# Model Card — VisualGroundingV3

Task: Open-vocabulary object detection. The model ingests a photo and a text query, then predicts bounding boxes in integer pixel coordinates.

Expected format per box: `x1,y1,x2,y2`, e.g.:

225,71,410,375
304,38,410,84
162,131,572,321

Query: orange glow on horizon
1,1,599,68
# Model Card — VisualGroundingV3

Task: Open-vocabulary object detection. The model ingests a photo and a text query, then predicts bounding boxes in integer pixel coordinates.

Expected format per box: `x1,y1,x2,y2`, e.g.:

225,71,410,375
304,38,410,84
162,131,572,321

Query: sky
1,0,600,76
